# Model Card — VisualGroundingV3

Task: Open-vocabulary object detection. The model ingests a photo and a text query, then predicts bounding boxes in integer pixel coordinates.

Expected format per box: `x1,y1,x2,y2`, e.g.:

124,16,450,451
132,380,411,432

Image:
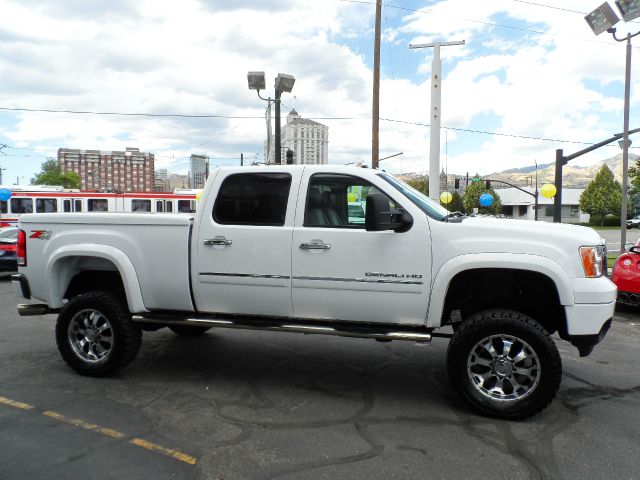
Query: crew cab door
193,168,301,317
291,171,431,324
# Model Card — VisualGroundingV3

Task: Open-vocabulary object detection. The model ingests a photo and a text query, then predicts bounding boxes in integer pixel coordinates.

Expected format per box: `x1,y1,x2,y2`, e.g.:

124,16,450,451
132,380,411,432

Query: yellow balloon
195,190,203,201
540,184,557,198
440,191,453,204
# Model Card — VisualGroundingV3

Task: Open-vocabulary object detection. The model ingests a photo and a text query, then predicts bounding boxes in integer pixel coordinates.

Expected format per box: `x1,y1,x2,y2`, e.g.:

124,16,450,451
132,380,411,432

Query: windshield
378,173,449,221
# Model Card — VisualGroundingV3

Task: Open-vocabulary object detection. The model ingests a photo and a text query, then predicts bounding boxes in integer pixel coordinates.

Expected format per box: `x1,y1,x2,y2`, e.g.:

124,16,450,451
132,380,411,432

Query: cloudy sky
1,0,639,184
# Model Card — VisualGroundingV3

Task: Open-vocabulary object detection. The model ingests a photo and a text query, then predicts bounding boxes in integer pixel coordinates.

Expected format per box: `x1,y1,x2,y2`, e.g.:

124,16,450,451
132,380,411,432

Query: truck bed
19,213,194,312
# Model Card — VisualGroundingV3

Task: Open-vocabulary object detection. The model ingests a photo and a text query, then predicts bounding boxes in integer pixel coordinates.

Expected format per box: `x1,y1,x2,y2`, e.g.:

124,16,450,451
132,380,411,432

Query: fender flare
427,253,575,328
44,244,147,312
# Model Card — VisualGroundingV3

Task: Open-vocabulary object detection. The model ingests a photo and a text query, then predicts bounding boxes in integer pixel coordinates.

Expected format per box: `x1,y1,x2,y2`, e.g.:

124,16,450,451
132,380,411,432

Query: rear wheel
447,309,561,419
55,291,141,376
169,324,211,336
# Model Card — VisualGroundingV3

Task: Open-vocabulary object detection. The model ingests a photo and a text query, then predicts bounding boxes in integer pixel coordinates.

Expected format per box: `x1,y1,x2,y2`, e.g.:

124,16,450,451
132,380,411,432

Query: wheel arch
428,253,574,331
45,244,147,313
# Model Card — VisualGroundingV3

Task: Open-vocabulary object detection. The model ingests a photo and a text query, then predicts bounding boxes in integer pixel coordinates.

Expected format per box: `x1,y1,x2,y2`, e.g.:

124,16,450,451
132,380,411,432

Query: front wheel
447,309,562,419
55,291,142,376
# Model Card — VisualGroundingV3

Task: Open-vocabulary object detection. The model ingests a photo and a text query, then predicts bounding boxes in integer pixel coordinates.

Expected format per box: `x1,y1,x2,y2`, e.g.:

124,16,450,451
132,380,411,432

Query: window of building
304,174,396,229
213,173,292,226
88,199,109,212
10,198,33,214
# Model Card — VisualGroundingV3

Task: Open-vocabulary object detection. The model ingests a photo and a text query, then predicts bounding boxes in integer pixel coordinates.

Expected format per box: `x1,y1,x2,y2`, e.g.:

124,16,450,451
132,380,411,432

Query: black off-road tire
55,291,142,376
447,309,562,419
168,324,211,336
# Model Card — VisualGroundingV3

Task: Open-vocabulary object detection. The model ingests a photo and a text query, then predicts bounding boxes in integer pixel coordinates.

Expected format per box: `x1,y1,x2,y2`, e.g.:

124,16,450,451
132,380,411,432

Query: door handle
204,237,232,246
299,241,331,250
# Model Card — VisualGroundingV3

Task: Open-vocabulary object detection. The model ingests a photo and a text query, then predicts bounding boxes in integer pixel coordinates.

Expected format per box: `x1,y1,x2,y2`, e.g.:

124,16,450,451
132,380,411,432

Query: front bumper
563,276,616,356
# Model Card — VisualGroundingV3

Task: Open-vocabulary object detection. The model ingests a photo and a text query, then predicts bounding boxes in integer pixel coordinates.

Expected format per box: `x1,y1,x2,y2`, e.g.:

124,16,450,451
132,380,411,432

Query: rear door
291,171,431,324
193,168,302,317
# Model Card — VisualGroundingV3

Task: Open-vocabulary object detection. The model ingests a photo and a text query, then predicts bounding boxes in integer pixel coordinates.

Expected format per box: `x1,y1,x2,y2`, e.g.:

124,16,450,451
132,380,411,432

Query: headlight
580,246,606,278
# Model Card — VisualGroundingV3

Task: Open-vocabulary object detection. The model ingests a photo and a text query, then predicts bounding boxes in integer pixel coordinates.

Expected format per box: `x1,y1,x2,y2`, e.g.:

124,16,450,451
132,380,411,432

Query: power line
509,0,586,15
0,106,262,119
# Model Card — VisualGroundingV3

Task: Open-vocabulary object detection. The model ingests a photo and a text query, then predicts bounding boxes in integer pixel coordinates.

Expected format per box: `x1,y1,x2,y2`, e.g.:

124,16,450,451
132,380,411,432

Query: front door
193,168,302,317
291,171,431,324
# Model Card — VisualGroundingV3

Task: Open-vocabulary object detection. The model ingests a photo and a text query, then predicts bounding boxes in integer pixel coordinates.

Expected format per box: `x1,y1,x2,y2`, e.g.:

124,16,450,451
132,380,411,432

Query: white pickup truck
13,165,616,419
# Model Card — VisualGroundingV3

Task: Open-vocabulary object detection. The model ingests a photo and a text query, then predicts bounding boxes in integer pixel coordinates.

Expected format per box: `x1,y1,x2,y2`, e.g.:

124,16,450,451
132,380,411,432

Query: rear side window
213,173,292,226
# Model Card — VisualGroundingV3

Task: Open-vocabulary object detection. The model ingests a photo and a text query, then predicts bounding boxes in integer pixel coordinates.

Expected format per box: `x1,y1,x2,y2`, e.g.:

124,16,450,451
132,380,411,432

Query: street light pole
275,88,282,165
409,40,465,201
610,28,639,250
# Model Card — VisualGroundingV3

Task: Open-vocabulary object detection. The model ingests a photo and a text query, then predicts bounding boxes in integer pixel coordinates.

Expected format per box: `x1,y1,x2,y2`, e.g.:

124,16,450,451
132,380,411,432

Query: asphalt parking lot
1,277,639,480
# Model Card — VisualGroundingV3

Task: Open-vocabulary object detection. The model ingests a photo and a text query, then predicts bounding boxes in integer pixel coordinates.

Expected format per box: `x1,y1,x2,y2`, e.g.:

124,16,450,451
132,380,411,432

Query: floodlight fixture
274,73,295,93
616,0,640,21
247,71,266,91
585,2,620,35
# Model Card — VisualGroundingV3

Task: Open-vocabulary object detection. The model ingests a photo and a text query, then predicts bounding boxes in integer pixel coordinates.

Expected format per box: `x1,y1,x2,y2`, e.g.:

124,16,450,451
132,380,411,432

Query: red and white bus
0,185,199,227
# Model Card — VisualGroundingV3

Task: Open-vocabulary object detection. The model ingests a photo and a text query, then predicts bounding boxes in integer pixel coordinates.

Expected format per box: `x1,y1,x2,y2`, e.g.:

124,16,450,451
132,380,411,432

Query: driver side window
304,174,395,228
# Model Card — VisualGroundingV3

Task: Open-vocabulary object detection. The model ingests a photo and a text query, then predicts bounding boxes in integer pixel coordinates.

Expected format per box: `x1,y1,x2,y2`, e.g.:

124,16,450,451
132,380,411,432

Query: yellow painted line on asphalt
130,438,198,465
0,395,34,410
1,394,197,466
42,411,126,439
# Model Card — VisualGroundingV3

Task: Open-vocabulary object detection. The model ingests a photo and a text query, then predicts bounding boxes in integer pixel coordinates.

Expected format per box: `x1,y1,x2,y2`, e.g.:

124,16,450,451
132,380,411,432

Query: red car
611,240,640,306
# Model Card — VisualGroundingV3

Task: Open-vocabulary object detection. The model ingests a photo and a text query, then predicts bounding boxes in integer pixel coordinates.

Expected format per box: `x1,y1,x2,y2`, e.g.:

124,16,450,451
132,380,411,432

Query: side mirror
365,193,412,232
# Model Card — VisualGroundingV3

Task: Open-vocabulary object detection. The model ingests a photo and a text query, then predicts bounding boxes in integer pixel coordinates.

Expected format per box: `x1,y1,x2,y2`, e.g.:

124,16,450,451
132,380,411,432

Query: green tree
31,159,81,189
404,176,428,195
463,179,502,215
579,165,622,226
441,190,465,213
628,159,640,216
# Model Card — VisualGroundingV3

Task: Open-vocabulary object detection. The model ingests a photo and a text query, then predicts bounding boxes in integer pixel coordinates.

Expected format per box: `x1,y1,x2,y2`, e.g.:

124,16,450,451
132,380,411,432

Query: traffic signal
454,178,460,189
286,149,294,165
485,180,491,189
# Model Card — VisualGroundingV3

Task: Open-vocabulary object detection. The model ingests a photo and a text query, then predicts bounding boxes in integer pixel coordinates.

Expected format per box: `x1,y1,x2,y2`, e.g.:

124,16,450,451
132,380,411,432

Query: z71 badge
29,230,52,240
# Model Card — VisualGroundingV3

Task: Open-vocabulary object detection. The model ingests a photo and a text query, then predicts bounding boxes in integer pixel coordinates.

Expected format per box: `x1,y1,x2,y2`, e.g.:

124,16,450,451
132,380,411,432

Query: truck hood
430,217,603,277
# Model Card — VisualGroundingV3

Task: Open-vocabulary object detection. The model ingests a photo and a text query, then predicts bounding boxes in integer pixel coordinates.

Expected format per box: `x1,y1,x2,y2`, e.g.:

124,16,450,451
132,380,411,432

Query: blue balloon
0,189,11,201
479,193,494,207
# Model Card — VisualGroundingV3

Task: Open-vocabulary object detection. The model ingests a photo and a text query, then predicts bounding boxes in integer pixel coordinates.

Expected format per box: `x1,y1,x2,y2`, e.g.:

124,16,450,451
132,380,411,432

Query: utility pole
409,40,465,201
240,153,244,166
0,166,5,185
372,0,382,169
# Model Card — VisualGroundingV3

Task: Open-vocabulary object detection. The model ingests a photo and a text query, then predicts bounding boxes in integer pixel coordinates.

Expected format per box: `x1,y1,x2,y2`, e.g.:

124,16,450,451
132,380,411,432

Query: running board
131,313,433,343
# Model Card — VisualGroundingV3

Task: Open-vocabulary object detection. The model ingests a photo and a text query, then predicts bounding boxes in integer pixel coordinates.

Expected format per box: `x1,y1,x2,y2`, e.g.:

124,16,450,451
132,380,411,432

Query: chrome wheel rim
67,309,114,363
466,334,541,402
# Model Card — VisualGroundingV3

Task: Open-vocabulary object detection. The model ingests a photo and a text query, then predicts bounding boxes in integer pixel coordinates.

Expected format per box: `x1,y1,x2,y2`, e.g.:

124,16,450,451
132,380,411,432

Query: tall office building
264,110,329,164
58,147,154,192
189,154,209,189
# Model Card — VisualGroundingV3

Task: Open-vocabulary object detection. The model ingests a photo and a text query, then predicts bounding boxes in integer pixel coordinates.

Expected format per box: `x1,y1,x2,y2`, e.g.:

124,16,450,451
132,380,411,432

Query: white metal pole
429,44,441,201
409,40,464,201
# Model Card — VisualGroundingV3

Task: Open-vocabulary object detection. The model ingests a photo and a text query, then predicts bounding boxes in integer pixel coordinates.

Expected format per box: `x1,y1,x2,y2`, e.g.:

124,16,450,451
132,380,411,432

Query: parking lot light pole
247,72,296,165
585,1,640,249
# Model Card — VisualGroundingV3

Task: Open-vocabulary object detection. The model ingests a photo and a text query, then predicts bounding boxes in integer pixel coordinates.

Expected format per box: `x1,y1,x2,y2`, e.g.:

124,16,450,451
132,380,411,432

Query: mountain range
398,153,640,189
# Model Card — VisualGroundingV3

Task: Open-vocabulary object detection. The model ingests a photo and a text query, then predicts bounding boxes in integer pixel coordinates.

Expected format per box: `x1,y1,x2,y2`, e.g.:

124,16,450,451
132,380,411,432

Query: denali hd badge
365,272,422,279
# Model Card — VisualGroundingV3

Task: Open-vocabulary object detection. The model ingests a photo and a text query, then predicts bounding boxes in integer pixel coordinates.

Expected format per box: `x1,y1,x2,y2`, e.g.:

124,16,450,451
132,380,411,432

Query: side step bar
132,313,433,343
